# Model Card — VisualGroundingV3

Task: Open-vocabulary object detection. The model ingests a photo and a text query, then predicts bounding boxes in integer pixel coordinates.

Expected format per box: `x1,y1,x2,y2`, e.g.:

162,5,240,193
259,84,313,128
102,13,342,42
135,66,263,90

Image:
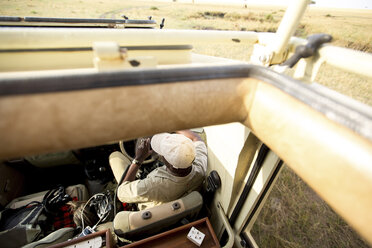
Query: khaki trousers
109,151,131,183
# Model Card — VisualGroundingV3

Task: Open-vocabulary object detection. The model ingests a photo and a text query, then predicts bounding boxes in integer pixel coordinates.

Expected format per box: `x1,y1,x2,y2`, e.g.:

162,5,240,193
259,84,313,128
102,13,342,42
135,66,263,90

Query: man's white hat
151,133,196,169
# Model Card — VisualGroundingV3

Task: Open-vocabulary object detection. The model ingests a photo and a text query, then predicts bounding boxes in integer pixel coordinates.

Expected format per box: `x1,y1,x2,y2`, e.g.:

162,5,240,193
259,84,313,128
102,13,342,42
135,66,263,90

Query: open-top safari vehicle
0,0,371,247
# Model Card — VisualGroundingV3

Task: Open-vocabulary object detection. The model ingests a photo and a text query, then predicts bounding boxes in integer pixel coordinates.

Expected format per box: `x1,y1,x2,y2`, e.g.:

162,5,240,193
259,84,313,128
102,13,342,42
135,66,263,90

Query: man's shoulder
141,166,177,183
147,165,169,177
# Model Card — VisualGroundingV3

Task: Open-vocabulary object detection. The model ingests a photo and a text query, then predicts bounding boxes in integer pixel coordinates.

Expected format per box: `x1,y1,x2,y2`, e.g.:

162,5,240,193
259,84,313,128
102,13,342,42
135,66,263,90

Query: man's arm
178,130,208,175
176,130,203,142
122,138,152,182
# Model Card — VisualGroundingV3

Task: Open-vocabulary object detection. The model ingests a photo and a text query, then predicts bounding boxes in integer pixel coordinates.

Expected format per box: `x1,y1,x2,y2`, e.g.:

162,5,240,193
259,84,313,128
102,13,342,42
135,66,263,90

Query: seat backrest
23,227,75,248
113,191,203,241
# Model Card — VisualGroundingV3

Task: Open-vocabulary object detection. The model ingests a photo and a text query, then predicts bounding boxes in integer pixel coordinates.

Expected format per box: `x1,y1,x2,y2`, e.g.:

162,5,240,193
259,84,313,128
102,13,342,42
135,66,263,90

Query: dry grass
251,166,370,248
0,1,371,247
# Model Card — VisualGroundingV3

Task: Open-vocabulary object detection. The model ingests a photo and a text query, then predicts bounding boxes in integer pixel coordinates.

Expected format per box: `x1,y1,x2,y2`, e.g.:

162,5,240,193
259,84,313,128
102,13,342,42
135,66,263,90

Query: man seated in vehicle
109,130,207,210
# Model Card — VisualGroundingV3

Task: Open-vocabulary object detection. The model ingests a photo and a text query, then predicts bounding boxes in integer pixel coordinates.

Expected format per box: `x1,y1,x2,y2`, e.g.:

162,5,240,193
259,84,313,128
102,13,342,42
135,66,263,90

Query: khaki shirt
117,141,207,210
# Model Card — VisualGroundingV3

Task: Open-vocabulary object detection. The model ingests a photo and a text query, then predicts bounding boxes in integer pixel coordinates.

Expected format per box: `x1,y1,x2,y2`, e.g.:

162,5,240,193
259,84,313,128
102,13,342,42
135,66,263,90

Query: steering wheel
119,138,158,164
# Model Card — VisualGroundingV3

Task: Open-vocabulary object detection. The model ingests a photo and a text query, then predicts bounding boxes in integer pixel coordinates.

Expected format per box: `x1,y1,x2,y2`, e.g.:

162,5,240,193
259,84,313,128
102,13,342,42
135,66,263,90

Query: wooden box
122,217,220,248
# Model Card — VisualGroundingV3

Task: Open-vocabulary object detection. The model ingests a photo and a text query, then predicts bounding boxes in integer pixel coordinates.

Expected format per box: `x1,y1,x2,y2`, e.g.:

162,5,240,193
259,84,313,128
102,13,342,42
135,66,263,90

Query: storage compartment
122,217,220,248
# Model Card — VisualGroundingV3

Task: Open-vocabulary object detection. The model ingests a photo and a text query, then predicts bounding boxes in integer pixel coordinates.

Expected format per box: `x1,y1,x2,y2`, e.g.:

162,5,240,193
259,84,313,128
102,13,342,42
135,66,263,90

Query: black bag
0,201,44,248
0,185,72,248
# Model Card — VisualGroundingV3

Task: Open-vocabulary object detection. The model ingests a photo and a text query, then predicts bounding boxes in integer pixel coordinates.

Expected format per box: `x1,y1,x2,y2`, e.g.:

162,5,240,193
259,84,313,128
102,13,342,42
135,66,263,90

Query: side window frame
238,158,283,247
226,142,283,248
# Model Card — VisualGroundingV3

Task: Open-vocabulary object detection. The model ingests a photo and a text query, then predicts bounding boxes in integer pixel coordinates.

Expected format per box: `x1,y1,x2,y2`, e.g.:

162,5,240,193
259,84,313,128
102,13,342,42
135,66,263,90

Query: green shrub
203,11,226,18
265,14,274,22
225,12,257,21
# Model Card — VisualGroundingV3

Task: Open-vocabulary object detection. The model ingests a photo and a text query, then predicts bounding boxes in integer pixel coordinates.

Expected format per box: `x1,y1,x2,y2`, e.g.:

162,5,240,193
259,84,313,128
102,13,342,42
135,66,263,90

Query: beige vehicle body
0,0,371,247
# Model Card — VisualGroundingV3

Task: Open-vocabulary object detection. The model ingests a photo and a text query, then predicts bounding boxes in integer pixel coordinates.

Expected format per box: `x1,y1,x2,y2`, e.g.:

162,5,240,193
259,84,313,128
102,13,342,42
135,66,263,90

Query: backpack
0,186,71,248
0,201,44,247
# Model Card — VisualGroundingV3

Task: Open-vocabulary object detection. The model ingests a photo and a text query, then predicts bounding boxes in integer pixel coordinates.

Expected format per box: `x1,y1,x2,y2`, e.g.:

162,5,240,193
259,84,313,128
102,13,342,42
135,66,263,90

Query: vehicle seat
22,227,75,248
113,191,203,241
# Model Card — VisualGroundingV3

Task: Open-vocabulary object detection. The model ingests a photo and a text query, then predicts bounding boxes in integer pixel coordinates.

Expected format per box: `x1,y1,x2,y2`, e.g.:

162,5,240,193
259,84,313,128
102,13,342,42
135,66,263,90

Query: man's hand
135,138,153,164
176,130,203,142
122,138,153,183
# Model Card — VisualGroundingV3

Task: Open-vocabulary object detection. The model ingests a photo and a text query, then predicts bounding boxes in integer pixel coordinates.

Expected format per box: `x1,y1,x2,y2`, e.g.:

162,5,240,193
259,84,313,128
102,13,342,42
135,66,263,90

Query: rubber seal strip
0,64,371,141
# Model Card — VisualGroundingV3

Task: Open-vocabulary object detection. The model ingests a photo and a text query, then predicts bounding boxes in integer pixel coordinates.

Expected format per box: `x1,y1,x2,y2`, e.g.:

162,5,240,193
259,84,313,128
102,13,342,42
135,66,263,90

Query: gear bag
0,185,71,248
0,201,44,248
